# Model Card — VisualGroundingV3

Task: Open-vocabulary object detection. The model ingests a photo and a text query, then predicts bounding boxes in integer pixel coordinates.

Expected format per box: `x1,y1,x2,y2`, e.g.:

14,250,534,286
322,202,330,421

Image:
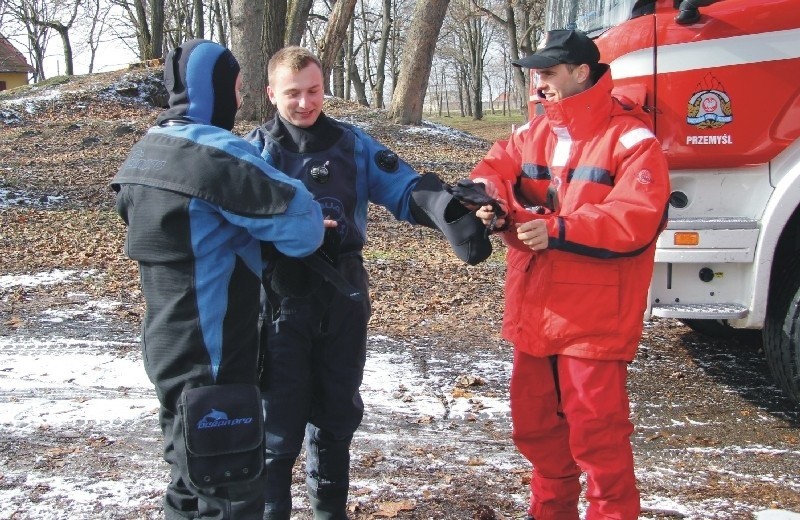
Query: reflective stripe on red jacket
470,69,670,361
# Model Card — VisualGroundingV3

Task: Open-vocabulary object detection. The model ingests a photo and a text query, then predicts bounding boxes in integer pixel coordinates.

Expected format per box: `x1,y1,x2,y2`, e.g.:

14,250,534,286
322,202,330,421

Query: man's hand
476,204,507,230
516,219,549,251
466,178,508,231
319,219,341,266
471,177,500,199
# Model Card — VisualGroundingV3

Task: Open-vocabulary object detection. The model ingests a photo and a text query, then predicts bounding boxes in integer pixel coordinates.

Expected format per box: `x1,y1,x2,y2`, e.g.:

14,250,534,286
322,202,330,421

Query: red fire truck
532,0,800,403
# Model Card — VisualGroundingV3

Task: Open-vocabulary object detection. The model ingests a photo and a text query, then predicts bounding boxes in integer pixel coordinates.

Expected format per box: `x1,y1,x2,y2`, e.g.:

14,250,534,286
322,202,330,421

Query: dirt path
1,271,798,520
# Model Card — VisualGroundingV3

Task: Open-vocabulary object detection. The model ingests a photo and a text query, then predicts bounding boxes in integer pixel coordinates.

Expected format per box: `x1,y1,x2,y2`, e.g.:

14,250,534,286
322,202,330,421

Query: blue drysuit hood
156,39,240,131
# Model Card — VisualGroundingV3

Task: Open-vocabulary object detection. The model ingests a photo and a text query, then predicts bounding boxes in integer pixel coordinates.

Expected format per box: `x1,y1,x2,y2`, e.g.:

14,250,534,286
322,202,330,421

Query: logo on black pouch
197,409,253,429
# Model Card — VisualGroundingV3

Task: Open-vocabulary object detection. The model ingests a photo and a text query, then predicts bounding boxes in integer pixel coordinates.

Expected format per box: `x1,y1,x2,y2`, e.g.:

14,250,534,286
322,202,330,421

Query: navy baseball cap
513,29,600,69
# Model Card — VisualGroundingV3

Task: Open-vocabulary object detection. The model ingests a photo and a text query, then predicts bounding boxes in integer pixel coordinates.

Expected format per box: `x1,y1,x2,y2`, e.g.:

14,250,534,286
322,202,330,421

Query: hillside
0,68,507,344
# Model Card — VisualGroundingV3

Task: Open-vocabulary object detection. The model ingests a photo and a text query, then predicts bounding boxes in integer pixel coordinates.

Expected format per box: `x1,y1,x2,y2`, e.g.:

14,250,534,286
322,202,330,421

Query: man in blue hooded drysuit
111,39,325,519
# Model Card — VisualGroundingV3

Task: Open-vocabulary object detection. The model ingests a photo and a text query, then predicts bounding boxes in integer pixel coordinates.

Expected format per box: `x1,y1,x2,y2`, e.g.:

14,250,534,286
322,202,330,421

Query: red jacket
470,69,670,361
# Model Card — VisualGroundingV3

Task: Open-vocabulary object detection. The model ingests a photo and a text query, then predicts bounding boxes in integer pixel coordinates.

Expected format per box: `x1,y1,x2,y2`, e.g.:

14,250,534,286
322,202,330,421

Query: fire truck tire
763,258,800,405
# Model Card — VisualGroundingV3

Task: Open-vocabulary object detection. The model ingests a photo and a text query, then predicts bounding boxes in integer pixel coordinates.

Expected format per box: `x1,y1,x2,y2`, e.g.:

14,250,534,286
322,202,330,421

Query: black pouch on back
179,384,264,488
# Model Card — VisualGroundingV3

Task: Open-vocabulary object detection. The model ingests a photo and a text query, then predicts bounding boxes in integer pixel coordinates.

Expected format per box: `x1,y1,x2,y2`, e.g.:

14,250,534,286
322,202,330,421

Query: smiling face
534,63,592,103
267,62,324,128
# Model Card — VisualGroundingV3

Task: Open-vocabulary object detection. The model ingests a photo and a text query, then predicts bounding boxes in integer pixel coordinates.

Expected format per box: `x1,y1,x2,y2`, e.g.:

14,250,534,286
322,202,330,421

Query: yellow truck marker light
674,232,699,246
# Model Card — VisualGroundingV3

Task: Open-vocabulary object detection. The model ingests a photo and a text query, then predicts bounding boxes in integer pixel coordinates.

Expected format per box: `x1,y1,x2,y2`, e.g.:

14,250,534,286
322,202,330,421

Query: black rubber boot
308,495,348,520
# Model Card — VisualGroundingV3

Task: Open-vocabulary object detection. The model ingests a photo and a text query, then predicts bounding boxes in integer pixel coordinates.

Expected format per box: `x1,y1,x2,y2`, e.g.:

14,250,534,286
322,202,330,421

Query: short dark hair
564,62,601,87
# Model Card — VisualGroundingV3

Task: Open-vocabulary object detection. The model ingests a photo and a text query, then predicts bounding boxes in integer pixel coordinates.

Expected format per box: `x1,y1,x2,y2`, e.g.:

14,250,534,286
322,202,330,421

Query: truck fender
746,138,800,328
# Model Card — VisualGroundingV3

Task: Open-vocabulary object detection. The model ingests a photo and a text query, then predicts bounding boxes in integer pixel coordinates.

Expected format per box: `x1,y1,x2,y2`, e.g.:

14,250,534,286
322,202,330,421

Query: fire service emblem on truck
686,73,733,130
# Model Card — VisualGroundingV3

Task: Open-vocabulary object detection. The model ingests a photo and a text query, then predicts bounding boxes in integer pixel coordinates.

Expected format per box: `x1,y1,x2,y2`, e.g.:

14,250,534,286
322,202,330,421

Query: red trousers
510,351,639,520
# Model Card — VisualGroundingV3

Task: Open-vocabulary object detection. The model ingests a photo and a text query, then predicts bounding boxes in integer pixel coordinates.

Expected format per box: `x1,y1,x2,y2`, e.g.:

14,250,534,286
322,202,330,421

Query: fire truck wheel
763,259,800,405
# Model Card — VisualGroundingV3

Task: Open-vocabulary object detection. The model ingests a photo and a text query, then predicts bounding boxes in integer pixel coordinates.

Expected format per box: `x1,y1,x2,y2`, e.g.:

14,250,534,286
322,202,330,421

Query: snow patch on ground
0,471,164,520
0,109,23,125
0,187,65,208
0,269,94,289
0,335,151,432
756,510,800,519
403,120,489,145
0,89,62,114
99,71,166,105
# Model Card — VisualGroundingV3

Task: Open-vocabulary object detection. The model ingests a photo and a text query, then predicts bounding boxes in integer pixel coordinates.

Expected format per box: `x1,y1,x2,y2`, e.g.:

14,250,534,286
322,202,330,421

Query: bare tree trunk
388,0,450,125
505,4,526,116
84,0,112,73
231,0,267,122
355,0,373,97
451,0,489,121
264,0,287,58
502,53,510,116
26,24,48,81
286,0,313,46
347,40,369,107
30,40,46,80
318,0,356,94
485,72,494,115
443,69,450,117
348,66,369,106
429,62,439,116
109,0,153,61
212,0,228,47
344,13,354,101
371,0,391,109
165,1,187,48
49,23,74,75
457,70,467,117
11,0,50,80
193,0,204,38
262,0,288,119
150,0,164,58
127,0,153,59
389,0,401,99
332,46,345,98
468,16,484,120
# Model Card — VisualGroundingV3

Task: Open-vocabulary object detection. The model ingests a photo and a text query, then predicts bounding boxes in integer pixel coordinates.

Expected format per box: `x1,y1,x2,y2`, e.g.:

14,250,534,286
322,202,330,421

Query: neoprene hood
156,39,240,130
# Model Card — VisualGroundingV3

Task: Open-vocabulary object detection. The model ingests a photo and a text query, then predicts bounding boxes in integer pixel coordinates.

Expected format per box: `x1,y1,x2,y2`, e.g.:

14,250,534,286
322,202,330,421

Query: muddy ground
1,279,798,520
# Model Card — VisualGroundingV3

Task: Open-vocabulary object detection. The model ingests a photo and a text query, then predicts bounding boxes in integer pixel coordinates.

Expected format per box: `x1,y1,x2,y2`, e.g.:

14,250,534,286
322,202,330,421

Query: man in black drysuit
246,45,493,520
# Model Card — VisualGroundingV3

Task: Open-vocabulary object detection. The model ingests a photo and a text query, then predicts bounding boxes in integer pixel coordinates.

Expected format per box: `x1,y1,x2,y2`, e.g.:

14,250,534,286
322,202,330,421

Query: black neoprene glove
446,179,506,217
